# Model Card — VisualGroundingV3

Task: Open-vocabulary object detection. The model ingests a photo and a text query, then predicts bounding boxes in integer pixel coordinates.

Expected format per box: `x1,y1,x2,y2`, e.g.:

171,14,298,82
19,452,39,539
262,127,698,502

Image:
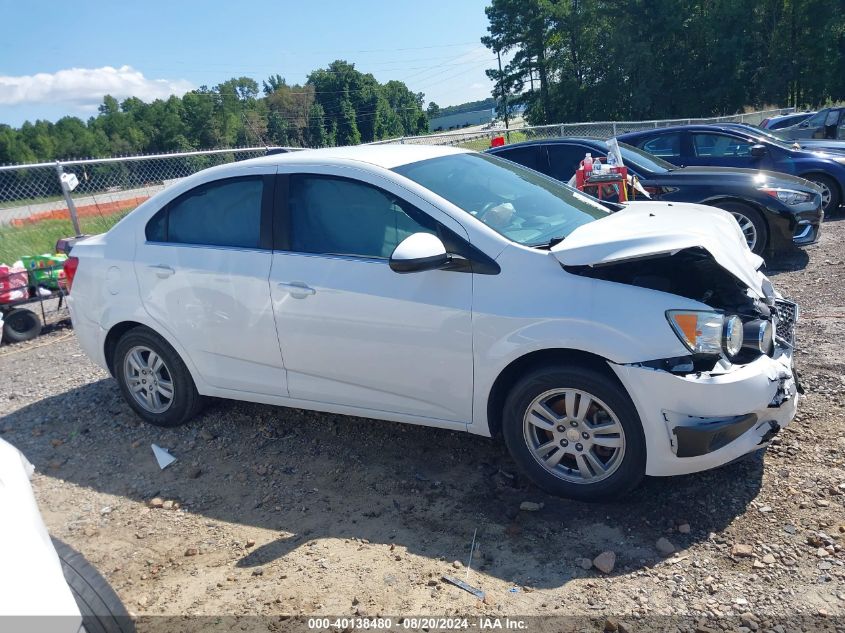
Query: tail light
63,256,79,293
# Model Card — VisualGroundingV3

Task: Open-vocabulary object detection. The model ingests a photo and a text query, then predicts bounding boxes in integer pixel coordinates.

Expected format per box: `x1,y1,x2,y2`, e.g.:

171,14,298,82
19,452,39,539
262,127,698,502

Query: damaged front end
550,202,800,474
564,246,789,372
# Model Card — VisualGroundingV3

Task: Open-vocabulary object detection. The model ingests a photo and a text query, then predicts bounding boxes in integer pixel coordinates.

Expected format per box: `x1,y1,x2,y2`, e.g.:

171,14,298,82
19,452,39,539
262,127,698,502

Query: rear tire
502,365,646,501
711,201,768,255
113,326,204,427
52,537,134,633
2,308,42,343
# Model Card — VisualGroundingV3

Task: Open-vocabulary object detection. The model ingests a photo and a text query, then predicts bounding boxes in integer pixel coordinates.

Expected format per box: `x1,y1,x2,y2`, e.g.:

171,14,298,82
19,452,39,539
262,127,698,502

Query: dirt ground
1,217,844,633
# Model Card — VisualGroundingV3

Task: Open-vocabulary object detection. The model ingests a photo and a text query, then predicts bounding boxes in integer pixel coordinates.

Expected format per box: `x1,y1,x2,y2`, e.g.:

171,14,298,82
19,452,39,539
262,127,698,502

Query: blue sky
0,0,500,127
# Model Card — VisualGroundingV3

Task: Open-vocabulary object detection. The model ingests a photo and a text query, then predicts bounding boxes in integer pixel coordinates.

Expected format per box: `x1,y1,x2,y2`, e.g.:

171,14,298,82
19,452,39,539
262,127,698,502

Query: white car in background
63,145,798,499
0,438,133,632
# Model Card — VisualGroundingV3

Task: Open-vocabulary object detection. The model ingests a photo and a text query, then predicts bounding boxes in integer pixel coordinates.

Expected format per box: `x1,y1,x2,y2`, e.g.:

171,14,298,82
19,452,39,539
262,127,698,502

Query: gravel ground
1,219,844,632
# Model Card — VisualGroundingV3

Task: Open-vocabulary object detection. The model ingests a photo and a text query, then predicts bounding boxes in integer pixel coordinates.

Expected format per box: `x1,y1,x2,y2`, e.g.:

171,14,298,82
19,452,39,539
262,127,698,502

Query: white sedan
63,145,799,499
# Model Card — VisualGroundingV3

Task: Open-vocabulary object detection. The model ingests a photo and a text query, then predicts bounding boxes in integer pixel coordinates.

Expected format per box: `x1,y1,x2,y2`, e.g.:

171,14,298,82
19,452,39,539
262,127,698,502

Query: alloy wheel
522,388,626,484
730,211,758,251
815,181,832,210
123,345,174,414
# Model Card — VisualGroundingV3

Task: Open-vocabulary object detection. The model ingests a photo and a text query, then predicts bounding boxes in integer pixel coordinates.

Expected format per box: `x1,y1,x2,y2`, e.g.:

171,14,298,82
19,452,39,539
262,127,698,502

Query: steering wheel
476,201,502,222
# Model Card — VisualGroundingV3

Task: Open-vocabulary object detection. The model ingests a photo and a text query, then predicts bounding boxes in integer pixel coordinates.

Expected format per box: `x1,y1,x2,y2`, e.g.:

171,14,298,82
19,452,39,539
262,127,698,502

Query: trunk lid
551,201,765,296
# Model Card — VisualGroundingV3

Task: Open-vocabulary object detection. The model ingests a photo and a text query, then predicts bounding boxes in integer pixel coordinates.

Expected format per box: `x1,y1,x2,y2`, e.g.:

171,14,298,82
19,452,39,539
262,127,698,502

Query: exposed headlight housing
666,310,744,359
743,319,774,356
759,187,813,205
723,315,744,358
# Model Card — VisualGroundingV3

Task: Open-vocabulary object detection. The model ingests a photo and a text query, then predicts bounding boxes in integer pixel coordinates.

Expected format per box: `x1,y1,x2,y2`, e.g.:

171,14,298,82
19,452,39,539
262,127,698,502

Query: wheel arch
701,196,770,226
103,320,201,389
103,321,145,377
486,348,622,438
701,196,771,250
798,171,842,199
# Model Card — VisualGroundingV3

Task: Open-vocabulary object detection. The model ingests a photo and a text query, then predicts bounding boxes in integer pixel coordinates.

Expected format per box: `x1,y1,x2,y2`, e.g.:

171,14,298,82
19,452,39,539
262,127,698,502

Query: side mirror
750,144,767,158
389,233,449,273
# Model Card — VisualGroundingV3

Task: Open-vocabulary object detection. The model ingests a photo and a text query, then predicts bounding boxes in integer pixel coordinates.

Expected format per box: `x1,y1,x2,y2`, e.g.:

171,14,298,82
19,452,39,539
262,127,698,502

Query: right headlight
666,310,744,359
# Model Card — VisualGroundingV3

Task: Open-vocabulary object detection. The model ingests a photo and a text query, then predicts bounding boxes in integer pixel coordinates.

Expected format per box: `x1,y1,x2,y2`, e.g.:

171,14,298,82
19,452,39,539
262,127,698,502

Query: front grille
774,299,798,346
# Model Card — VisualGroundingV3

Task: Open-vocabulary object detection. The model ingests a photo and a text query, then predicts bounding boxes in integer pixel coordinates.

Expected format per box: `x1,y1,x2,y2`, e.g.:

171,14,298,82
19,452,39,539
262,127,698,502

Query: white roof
245,143,471,170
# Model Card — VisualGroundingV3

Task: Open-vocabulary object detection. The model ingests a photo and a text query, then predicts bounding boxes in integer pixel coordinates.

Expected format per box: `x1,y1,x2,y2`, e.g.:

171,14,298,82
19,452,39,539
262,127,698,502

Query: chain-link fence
0,108,790,263
0,148,268,263
370,107,792,151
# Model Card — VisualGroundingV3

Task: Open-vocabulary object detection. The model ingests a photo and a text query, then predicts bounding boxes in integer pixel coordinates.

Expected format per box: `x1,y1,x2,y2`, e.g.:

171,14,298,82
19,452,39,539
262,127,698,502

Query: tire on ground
502,365,646,501
2,308,42,344
113,325,204,427
51,537,135,633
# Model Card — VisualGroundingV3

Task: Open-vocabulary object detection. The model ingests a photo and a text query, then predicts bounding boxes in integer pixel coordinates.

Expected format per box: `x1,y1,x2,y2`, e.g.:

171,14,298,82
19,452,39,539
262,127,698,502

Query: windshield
616,142,676,173
725,123,796,149
393,153,609,247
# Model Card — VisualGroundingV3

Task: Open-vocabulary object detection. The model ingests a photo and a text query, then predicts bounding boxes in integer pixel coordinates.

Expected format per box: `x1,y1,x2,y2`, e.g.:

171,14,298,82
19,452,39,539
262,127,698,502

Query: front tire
113,326,203,427
502,366,646,500
804,174,840,215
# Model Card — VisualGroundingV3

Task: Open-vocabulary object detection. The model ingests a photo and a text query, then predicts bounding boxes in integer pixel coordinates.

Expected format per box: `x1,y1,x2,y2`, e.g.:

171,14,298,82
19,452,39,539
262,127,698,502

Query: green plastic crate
20,254,67,290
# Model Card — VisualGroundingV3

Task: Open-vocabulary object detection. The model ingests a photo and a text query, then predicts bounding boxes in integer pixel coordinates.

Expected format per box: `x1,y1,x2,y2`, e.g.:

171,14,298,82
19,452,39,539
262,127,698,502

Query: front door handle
277,281,316,298
148,264,175,278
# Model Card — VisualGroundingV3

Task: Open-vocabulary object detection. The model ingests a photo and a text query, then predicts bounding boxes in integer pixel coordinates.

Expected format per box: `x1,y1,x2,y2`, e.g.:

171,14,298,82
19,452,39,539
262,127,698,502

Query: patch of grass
456,130,530,151
0,211,129,263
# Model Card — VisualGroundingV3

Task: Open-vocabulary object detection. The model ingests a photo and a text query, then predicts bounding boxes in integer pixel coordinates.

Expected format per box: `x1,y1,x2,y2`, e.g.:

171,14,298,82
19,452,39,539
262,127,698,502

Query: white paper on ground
151,444,176,469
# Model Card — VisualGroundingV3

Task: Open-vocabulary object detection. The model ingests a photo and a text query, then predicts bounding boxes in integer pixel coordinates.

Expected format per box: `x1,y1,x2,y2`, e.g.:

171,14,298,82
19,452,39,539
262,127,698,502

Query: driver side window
692,134,752,157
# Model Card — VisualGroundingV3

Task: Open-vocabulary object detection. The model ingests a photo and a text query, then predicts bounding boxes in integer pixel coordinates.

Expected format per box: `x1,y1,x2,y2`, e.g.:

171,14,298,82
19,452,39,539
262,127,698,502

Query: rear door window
641,134,681,158
803,110,828,128
146,177,265,248
546,144,599,181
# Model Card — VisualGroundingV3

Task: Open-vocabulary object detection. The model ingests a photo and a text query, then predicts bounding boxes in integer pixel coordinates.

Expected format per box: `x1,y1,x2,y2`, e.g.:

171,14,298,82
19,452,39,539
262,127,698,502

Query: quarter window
641,134,681,158
146,177,264,248
493,146,548,174
692,134,753,157
288,175,435,259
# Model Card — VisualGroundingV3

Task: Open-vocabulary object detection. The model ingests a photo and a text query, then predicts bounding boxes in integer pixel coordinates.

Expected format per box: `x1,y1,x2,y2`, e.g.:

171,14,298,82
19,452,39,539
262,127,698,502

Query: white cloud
0,65,193,106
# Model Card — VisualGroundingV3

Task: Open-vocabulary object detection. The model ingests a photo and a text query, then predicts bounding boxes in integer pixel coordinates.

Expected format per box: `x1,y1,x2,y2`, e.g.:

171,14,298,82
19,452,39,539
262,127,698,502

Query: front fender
470,247,707,433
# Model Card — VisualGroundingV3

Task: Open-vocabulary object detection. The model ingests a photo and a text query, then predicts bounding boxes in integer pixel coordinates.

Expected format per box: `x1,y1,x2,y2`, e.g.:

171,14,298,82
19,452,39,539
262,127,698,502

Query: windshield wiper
531,235,567,249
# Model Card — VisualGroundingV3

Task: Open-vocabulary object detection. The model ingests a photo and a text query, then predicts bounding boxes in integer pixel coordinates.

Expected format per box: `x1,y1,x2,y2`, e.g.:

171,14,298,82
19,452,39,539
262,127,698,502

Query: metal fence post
612,122,617,136
55,161,82,236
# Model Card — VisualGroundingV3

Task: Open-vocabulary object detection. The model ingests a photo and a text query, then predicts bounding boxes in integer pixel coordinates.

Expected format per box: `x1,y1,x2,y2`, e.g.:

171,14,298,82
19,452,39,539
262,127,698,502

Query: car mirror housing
389,232,449,273
750,144,767,158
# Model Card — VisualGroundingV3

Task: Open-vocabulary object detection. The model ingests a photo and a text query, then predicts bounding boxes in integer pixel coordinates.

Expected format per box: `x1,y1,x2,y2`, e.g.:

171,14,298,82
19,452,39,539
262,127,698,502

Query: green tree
263,73,287,96
335,98,361,146
306,103,329,148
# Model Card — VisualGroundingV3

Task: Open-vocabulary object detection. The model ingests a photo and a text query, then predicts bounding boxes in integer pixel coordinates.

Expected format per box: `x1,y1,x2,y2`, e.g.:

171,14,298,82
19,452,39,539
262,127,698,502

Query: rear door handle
148,264,175,278
277,281,316,298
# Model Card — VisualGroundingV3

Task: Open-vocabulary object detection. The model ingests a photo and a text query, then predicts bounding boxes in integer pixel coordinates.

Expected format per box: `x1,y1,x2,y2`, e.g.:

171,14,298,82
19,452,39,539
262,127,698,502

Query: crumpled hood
551,201,766,296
